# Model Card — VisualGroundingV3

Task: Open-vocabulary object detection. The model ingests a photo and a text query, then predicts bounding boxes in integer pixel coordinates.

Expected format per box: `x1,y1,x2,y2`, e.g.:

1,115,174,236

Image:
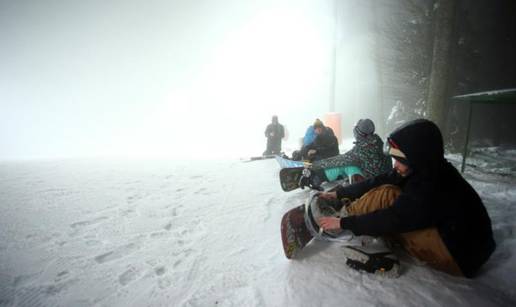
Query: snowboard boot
291,150,302,161
341,237,400,278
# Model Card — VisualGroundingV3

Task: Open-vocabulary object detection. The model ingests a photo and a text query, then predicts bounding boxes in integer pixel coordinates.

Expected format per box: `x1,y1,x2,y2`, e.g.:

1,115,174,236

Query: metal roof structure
451,88,516,172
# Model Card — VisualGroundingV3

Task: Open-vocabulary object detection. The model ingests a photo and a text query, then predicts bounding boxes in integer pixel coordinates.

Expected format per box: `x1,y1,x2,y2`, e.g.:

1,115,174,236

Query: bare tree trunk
426,0,457,129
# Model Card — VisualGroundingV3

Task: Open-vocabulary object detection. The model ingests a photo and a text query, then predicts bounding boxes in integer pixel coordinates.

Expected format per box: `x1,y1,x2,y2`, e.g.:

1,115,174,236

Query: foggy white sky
0,0,378,160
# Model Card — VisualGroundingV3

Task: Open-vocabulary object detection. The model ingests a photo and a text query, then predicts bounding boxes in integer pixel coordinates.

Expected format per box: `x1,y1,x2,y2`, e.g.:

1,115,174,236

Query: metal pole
461,101,473,173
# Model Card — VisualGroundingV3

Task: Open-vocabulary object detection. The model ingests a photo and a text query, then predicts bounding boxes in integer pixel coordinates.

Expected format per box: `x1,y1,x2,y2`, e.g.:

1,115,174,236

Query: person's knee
358,184,401,210
375,185,401,204
377,184,400,191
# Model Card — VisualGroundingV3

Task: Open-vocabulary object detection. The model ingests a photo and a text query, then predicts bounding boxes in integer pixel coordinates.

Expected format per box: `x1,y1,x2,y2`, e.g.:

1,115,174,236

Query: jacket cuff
340,216,358,231
335,186,348,199
340,216,348,230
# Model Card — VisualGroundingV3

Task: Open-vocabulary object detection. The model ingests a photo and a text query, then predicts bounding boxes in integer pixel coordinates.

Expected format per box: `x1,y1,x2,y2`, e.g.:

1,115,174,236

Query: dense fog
1,0,515,160
1,1,339,159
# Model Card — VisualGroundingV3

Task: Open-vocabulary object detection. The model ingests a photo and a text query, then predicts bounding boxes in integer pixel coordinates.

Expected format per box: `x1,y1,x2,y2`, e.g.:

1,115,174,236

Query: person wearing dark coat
319,118,495,277
302,119,339,162
263,115,285,155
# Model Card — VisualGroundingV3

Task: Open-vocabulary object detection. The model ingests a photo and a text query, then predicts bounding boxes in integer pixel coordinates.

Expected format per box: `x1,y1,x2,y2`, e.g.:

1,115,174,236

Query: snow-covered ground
1,148,515,306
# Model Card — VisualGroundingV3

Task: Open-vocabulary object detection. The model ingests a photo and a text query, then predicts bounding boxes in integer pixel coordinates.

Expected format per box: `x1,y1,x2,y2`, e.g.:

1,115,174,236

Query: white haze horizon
1,0,381,160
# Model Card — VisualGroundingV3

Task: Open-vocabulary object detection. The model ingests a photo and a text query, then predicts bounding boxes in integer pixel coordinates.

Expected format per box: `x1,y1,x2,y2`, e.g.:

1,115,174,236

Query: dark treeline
370,0,516,150
448,0,516,149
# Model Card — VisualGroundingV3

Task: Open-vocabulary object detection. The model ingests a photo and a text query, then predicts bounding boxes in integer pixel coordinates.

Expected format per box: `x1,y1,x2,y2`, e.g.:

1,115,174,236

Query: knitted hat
313,118,324,128
354,119,375,137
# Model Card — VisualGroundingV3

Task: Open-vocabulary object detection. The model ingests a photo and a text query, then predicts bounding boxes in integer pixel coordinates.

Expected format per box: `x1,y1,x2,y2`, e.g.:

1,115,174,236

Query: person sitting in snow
298,119,339,162
318,118,496,278
263,115,285,155
291,123,317,161
299,118,392,189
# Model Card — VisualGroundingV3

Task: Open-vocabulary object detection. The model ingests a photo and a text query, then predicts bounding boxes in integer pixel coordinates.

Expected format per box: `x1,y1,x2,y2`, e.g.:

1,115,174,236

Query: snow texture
0,149,515,306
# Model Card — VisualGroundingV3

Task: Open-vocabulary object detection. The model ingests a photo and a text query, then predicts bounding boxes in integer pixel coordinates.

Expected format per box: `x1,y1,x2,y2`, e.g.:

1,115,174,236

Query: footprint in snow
94,243,140,264
70,216,109,229
118,267,141,286
154,266,166,276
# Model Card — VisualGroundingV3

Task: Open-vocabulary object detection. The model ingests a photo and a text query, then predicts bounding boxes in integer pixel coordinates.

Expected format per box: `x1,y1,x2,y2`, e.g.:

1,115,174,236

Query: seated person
300,119,392,189
318,119,496,277
296,119,339,162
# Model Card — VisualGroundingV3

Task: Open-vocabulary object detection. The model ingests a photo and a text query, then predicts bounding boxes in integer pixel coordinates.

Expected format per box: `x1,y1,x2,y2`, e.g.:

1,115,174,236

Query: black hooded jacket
336,119,496,277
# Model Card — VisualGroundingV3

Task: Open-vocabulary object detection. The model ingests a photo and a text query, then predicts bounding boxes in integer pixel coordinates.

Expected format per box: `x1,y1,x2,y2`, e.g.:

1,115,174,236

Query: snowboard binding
305,194,401,278
298,168,324,191
304,193,354,242
341,239,400,278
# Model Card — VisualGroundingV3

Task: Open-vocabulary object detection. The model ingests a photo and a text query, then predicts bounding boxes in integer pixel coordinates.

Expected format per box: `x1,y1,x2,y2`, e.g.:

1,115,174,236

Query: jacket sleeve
264,125,270,137
303,127,314,145
335,170,400,200
279,125,285,139
313,144,361,169
339,186,435,236
312,130,337,153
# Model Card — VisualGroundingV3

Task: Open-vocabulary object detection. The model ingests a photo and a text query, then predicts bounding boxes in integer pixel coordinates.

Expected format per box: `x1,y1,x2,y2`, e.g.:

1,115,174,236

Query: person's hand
317,191,337,200
307,149,316,156
319,217,341,231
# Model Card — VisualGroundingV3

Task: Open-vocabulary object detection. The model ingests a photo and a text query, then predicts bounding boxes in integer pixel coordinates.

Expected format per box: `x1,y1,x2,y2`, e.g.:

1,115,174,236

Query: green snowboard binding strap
323,165,364,182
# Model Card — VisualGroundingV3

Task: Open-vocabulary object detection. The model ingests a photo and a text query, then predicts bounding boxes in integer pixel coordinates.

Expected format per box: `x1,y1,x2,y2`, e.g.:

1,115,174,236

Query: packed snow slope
1,148,515,306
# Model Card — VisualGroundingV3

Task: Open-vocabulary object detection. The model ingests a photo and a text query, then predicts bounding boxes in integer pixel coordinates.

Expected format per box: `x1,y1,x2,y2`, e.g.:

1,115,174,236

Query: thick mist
0,0,382,160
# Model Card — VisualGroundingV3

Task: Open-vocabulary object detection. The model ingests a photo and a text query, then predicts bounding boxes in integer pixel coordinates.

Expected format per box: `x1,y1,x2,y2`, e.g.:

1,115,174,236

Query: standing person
263,115,285,155
318,119,496,277
301,119,339,162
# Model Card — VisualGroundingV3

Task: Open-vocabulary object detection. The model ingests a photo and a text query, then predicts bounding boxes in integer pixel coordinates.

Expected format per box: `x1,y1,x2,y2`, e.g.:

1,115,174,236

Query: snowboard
280,204,313,259
279,167,330,192
279,166,366,192
281,193,354,259
274,155,308,169
279,167,305,192
242,154,277,163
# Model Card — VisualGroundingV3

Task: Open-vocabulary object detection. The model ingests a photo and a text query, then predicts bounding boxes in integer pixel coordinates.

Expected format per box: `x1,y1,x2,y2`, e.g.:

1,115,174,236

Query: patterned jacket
313,133,391,178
